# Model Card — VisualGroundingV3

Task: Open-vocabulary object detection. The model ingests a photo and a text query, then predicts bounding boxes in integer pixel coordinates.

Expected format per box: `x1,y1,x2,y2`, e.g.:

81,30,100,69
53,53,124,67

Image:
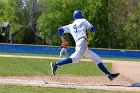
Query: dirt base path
0,54,140,91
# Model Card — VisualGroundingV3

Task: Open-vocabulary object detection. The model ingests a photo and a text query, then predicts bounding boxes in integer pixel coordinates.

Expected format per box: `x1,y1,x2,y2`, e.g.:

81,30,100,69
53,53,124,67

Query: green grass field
0,53,139,93
0,57,111,76
0,85,139,93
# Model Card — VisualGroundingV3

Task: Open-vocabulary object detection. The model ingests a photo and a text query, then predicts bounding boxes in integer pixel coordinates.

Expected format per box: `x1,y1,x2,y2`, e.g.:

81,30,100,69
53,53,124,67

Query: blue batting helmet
73,10,83,20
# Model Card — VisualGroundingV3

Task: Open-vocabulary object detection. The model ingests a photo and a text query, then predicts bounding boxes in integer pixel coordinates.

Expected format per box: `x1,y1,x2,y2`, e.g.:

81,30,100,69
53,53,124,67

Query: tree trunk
32,0,39,44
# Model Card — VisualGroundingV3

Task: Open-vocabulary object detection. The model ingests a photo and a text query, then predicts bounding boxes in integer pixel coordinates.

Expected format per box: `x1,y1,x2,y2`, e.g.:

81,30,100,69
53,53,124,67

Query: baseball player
59,43,69,58
51,10,119,81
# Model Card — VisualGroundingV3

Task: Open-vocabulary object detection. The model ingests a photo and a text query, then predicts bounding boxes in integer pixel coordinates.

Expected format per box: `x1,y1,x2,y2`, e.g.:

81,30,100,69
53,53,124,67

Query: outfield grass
0,52,140,62
0,57,111,76
0,85,139,93
0,52,59,57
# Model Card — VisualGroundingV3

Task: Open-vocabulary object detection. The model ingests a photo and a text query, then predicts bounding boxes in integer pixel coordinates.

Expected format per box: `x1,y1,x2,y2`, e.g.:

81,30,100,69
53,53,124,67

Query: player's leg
51,58,72,75
84,50,119,81
64,48,69,57
84,50,111,76
51,38,87,75
60,48,64,58
70,38,87,63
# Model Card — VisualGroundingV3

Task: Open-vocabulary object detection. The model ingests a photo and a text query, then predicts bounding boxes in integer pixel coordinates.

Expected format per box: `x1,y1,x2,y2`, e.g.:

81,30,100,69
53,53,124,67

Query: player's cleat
108,73,120,81
51,62,58,75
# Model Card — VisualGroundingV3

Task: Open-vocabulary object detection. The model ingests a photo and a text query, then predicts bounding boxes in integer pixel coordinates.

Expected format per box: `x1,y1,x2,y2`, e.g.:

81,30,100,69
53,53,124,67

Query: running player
51,10,119,81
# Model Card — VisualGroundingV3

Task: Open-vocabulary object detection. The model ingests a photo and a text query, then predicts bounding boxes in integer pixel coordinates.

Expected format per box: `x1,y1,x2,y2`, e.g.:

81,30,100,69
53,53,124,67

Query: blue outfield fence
0,44,140,59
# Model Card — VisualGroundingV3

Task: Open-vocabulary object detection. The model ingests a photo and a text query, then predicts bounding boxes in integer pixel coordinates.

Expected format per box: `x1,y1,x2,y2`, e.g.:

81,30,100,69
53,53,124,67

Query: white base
131,82,140,87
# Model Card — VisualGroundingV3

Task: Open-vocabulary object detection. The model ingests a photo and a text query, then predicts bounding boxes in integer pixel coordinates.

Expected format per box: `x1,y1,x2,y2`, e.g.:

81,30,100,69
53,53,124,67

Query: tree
31,0,40,43
0,0,39,43
38,0,100,46
107,0,126,49
123,0,140,49
0,0,21,42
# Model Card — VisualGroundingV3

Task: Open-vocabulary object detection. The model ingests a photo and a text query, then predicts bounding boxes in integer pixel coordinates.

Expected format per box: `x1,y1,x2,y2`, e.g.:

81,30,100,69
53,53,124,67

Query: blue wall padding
0,44,140,59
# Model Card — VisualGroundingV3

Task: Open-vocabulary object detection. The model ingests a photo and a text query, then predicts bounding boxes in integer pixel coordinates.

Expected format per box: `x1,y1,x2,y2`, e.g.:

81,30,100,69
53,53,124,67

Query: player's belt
77,37,87,42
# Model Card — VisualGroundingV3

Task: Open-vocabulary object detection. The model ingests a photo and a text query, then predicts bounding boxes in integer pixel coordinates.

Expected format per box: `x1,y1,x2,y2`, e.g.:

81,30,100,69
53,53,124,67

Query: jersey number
73,25,78,33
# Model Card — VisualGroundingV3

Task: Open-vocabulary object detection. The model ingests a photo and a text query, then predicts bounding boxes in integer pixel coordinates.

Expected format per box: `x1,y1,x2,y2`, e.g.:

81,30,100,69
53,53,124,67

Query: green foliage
38,0,101,46
123,5,140,49
0,0,21,35
107,0,140,49
1,0,140,49
107,0,126,49
13,27,35,44
91,0,109,48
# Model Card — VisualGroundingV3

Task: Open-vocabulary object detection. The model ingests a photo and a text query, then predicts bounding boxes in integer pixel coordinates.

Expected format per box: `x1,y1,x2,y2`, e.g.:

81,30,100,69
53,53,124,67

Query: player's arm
60,35,68,46
58,27,64,37
60,36,67,43
84,19,95,32
89,25,95,32
58,27,67,44
58,27,66,43
58,25,70,44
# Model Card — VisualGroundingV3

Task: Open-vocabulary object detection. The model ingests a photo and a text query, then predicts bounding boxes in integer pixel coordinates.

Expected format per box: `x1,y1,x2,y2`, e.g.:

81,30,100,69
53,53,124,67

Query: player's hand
62,41,69,46
60,36,69,46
